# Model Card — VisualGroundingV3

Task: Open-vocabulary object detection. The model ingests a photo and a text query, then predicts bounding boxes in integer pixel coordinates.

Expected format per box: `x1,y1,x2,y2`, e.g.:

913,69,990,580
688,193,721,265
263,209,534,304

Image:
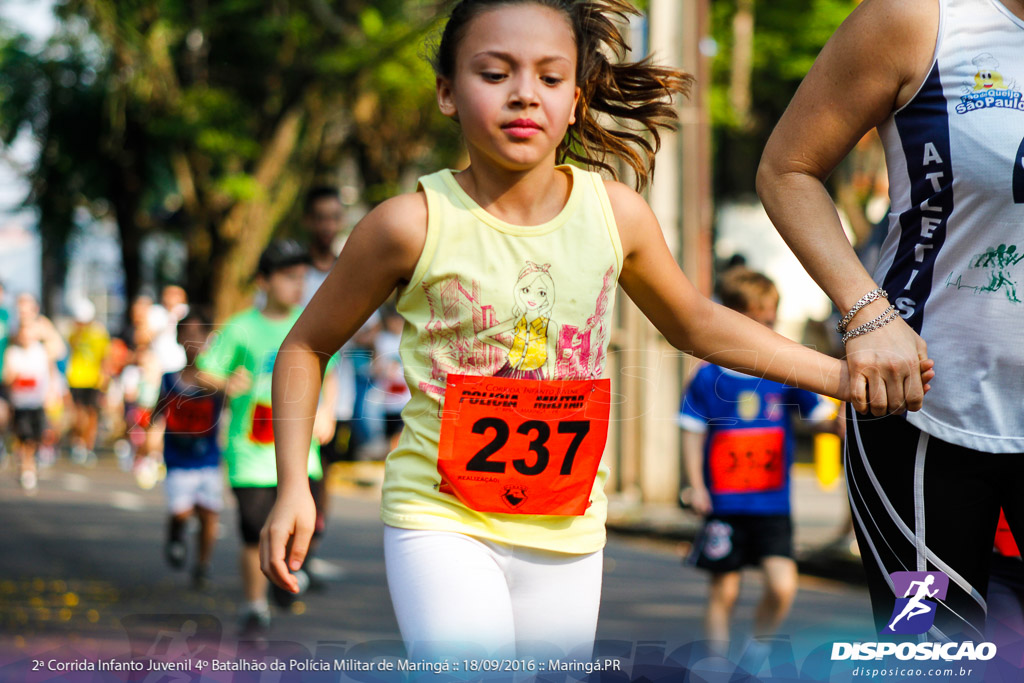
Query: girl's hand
844,317,932,415
259,488,316,593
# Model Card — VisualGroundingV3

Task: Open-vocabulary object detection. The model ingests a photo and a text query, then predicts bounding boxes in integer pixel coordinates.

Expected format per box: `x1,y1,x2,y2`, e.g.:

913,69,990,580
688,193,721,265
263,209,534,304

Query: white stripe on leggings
914,433,929,573
914,434,928,644
849,412,986,639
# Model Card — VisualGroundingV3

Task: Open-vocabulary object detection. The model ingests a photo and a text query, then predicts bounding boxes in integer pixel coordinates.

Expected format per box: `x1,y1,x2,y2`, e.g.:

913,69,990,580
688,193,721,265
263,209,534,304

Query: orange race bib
250,403,275,444
707,427,786,494
165,396,218,436
12,376,37,390
437,374,611,516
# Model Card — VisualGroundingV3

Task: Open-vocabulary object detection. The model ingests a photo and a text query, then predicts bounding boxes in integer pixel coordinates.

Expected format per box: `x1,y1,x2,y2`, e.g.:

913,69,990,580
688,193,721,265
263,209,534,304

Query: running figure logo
883,571,950,635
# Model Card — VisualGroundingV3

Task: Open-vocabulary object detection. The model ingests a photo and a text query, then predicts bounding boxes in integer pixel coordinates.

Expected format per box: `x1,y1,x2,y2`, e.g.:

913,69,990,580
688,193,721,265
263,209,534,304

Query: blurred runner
681,269,837,657
300,186,345,308
103,334,134,470
369,308,410,452
66,299,110,465
3,324,54,491
16,293,66,370
0,281,10,465
149,285,189,374
150,312,225,590
121,295,166,486
196,240,336,635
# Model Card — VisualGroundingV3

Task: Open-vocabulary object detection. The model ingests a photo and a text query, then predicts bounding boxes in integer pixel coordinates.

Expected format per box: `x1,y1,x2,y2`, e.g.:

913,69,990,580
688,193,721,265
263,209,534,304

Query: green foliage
1,0,464,312
709,0,859,196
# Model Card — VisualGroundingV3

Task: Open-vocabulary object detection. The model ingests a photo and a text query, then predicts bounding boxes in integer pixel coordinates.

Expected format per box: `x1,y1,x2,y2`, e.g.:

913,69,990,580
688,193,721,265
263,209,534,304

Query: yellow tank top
381,165,622,553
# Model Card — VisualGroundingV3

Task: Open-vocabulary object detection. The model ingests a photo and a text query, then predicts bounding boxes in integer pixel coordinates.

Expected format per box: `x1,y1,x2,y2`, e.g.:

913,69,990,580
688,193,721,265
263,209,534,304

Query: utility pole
617,0,712,504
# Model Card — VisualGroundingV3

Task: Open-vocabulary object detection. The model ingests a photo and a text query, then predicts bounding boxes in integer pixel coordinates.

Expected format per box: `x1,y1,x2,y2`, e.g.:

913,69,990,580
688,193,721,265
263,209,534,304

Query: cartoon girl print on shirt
477,262,560,380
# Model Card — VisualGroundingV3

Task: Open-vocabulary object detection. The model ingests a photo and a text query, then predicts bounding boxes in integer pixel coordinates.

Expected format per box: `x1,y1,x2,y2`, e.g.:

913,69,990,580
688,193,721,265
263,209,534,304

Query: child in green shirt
197,240,336,635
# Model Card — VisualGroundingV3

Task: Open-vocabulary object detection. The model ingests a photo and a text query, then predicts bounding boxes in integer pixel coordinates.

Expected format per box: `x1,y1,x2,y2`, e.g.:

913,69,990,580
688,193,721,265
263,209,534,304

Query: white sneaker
37,446,56,468
114,439,133,471
307,557,346,580
134,457,160,490
239,607,271,636
70,445,88,464
20,470,37,491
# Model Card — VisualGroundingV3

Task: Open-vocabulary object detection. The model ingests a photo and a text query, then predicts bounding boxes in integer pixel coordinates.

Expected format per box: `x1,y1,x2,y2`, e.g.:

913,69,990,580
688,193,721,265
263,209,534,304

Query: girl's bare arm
611,180,878,402
261,191,426,591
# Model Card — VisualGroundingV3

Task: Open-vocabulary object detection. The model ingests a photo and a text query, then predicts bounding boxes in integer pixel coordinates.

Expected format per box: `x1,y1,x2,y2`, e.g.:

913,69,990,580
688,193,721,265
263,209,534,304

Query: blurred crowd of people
0,187,410,495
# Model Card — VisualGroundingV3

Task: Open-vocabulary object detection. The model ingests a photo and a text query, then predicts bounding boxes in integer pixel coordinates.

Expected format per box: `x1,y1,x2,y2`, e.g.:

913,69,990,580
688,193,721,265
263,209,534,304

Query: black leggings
845,407,1024,641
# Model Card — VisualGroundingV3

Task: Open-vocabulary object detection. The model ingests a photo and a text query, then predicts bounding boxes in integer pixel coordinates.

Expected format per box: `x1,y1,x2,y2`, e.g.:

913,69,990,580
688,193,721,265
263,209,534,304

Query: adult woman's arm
756,0,938,416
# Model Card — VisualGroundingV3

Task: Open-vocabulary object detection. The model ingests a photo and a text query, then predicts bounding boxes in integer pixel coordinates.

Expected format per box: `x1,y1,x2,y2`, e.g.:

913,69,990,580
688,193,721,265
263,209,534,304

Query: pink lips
503,119,541,138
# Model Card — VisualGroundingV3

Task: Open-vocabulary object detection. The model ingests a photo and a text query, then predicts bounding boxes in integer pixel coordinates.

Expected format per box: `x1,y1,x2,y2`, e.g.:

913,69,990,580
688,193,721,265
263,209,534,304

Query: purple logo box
883,571,950,635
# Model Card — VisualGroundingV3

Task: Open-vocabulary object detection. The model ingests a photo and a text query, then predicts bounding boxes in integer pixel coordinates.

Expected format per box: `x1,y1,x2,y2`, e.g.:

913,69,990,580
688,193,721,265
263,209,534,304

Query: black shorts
13,407,46,443
687,514,793,573
232,478,324,546
383,412,404,438
846,406,1024,642
70,387,101,408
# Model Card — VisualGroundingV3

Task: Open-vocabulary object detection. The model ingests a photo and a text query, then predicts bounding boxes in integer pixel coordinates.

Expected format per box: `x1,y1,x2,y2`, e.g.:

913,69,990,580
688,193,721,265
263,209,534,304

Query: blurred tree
2,0,462,321
709,0,887,246
0,28,116,314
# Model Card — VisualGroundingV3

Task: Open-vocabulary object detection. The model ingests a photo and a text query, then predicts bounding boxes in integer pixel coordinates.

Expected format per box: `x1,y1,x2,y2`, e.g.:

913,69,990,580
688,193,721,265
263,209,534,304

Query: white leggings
383,525,603,661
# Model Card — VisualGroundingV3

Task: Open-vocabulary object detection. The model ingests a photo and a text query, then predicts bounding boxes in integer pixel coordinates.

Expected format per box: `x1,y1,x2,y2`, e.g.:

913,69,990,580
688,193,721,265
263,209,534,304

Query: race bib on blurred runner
437,374,610,516
707,427,785,494
250,403,275,444
165,396,218,436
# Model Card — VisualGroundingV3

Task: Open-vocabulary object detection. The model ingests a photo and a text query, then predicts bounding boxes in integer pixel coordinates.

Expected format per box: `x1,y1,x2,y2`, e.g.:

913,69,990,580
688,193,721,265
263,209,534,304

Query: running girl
261,0,934,660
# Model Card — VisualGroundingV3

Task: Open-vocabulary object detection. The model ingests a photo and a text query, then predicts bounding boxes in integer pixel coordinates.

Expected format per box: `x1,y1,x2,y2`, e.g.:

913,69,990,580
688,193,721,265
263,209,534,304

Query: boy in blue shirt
152,312,226,590
680,268,836,656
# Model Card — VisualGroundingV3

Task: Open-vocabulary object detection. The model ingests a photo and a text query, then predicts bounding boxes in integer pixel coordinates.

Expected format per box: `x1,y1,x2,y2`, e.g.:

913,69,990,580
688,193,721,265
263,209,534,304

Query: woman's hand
844,316,933,415
259,488,316,593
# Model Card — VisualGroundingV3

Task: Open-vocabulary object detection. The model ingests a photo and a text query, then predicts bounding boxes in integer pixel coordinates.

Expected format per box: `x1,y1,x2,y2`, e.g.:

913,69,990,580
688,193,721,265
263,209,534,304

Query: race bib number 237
437,374,611,516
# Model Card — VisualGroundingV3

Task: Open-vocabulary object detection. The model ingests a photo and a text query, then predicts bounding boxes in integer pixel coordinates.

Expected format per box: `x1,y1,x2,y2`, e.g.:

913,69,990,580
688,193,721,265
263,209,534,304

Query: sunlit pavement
0,452,876,678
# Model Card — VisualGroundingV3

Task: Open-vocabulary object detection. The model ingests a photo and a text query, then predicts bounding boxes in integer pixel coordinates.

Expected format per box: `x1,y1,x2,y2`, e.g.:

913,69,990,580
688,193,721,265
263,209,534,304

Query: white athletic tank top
875,0,1024,452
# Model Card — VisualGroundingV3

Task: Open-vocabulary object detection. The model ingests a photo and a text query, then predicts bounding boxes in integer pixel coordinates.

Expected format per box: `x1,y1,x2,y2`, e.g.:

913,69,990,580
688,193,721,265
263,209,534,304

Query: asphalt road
0,455,881,682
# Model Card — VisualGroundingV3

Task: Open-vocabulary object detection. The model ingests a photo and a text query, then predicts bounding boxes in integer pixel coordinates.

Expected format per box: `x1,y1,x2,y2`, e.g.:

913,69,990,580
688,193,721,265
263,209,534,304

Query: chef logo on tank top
956,53,1023,115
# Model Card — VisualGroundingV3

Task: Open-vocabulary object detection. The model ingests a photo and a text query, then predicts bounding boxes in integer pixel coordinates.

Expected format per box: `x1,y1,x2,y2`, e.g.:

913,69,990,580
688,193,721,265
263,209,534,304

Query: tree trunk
110,119,148,327
210,104,309,322
729,0,755,130
39,221,68,318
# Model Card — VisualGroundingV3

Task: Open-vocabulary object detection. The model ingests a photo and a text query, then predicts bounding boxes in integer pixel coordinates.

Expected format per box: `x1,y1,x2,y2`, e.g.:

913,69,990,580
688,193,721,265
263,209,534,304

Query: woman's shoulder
827,0,939,83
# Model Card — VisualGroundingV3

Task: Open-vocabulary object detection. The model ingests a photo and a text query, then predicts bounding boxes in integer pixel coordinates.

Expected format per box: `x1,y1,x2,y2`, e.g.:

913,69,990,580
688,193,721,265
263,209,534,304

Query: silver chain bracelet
837,288,888,334
841,305,899,345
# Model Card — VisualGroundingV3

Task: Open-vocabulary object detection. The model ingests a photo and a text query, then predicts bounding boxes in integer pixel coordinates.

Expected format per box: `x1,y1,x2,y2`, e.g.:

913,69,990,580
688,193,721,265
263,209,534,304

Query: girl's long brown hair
432,0,693,190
